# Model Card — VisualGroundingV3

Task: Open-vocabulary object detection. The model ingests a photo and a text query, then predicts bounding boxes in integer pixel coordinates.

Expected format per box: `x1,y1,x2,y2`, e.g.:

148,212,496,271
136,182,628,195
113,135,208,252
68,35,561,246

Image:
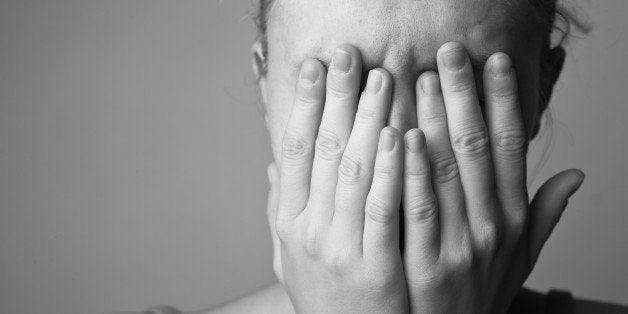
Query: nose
385,70,420,135
369,44,439,135
377,57,486,136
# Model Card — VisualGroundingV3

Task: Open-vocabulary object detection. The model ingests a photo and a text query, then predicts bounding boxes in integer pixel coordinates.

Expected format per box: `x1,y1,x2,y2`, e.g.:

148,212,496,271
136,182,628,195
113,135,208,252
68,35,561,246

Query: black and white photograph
1,1,627,313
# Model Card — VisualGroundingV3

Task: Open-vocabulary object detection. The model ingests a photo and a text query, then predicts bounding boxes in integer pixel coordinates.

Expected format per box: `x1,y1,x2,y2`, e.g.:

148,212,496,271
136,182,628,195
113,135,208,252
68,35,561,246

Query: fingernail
381,128,396,151
568,169,586,198
419,73,440,95
490,53,512,77
365,70,383,94
300,60,319,84
442,46,467,70
405,129,425,153
332,48,352,73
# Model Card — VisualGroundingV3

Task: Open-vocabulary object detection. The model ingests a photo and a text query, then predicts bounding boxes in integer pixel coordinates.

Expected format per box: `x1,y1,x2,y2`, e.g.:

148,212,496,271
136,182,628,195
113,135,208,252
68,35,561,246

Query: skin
192,0,628,313
261,41,582,313
259,0,553,149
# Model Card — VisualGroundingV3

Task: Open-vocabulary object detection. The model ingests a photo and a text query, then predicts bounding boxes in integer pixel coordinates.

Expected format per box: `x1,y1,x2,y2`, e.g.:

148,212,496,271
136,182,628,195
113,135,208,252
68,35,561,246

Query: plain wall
0,1,626,313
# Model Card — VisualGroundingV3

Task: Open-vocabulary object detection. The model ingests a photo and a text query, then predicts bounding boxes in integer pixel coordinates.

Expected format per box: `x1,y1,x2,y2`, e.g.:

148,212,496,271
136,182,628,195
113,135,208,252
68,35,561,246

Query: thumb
528,169,585,266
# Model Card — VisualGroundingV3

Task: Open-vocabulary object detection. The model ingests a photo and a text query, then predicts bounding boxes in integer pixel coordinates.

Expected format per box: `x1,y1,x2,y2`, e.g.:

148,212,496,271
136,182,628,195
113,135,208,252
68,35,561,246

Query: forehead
267,0,542,76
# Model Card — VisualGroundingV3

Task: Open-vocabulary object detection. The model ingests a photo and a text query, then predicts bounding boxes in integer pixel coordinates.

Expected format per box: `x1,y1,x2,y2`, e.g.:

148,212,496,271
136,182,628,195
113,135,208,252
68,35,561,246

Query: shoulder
509,287,628,314
197,282,294,314
112,305,183,314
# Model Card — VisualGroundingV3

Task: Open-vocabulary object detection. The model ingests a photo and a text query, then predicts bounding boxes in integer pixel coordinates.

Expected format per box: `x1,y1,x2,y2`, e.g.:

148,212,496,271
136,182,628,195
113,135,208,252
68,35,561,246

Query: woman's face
255,0,564,166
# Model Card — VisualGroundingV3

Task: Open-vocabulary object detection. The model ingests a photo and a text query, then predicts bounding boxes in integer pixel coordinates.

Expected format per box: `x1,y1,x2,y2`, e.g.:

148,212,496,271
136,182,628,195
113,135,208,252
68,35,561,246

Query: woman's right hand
267,44,409,313
265,42,585,314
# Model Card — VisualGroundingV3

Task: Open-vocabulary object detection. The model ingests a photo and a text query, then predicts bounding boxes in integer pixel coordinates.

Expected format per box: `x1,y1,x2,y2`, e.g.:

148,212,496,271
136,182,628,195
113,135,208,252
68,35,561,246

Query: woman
138,0,627,313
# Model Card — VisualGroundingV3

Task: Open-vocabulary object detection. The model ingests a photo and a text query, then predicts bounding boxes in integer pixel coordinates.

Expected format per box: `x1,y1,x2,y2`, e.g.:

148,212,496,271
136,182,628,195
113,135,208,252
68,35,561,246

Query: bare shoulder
574,298,628,314
111,283,292,314
192,282,294,314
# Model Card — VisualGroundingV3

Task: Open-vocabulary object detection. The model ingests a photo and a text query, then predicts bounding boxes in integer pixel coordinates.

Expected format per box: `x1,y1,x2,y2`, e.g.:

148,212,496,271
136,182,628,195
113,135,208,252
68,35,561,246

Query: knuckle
410,271,447,290
282,136,311,160
405,197,438,223
315,130,345,160
327,82,355,100
489,82,517,101
366,269,401,292
405,164,430,180
422,110,447,124
366,197,395,224
373,164,396,181
430,153,459,183
510,209,528,228
446,245,475,273
474,220,503,254
295,89,320,105
492,129,527,158
507,209,528,238
295,79,322,105
274,217,293,243
444,79,475,94
354,105,378,123
452,128,490,157
322,249,354,274
338,155,368,184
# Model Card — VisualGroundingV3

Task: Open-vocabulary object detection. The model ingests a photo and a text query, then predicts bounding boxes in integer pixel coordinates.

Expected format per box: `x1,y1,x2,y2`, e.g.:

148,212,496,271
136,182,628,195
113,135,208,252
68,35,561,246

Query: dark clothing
508,288,574,314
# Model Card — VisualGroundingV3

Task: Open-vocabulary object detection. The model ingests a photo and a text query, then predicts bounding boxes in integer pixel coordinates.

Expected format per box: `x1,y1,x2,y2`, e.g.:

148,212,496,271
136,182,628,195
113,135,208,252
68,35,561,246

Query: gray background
0,1,626,313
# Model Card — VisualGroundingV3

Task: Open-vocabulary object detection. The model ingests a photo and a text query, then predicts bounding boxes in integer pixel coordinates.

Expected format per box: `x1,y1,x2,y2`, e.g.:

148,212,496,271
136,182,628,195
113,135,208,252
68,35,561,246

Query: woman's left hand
265,42,586,314
401,42,585,313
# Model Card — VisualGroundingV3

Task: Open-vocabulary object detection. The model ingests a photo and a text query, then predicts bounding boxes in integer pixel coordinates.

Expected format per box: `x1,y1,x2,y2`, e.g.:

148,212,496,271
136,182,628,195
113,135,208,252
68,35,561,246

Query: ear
251,40,269,105
531,46,566,138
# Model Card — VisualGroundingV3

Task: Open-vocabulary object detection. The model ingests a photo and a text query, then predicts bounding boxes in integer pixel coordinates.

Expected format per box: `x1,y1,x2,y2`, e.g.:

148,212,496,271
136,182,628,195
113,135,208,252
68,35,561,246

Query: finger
308,45,363,223
277,59,326,220
416,71,468,251
528,169,585,266
332,69,393,246
403,129,440,267
267,163,284,284
437,42,497,238
484,53,529,225
363,127,404,263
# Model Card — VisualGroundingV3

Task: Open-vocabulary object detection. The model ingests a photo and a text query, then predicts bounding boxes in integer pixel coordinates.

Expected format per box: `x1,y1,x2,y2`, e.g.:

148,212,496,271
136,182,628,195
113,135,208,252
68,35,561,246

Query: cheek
514,62,541,139
520,90,540,141
264,73,298,166
519,79,540,139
